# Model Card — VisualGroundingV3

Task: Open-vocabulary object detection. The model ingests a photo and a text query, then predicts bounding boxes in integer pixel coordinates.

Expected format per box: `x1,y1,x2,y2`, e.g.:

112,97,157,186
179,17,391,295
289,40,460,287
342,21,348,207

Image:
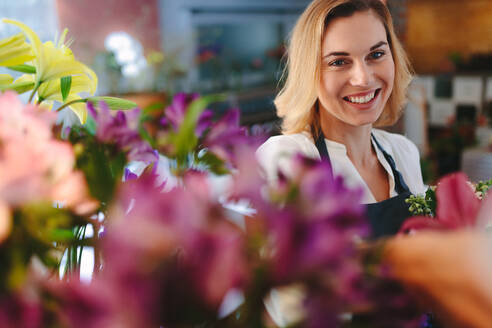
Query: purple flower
202,109,250,166
162,92,213,137
46,278,117,328
262,156,367,282
0,292,42,328
123,167,138,181
101,172,249,326
242,154,371,325
87,101,158,164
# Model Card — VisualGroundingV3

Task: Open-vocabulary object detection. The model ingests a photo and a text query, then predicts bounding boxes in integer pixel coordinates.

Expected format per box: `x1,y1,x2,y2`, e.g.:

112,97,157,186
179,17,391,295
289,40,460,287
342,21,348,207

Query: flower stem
56,98,87,112
28,82,40,103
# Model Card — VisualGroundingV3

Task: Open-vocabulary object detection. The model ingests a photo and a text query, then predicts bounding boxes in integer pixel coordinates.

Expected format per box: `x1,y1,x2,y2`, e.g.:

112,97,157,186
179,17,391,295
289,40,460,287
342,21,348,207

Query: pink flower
400,173,491,232
0,92,97,214
0,201,12,244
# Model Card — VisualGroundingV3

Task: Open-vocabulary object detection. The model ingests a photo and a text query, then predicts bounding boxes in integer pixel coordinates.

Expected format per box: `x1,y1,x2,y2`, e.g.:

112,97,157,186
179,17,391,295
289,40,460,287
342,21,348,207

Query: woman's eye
369,51,385,60
329,59,347,67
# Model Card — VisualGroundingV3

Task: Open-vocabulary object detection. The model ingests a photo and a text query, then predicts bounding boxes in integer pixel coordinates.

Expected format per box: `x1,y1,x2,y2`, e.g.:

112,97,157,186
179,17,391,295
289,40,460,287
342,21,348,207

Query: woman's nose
349,62,373,86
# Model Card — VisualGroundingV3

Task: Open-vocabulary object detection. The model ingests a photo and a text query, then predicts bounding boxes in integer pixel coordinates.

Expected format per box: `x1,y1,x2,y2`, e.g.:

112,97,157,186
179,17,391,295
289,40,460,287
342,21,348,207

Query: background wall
56,0,161,63
406,0,492,73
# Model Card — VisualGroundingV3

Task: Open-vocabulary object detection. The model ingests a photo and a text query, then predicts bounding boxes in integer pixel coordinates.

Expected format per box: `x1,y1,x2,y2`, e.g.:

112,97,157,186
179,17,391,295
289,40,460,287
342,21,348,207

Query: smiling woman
256,0,427,325
257,0,425,234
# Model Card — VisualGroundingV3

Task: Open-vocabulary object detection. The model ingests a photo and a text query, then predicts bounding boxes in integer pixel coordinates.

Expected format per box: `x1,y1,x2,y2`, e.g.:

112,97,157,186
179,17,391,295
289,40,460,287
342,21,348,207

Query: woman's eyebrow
370,41,388,50
323,41,388,59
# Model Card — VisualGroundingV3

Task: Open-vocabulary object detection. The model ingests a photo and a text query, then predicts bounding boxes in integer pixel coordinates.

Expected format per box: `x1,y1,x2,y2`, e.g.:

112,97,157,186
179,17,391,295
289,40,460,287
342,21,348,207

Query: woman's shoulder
372,129,419,155
256,132,318,183
257,132,315,155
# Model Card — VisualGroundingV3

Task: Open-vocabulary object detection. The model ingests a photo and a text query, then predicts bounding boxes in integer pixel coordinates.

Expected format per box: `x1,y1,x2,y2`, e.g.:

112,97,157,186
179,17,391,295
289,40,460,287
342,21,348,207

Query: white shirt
256,129,427,203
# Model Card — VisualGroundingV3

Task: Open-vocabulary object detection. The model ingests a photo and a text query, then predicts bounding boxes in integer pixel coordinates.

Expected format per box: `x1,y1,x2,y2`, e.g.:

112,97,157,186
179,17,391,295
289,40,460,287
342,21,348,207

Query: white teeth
347,91,376,104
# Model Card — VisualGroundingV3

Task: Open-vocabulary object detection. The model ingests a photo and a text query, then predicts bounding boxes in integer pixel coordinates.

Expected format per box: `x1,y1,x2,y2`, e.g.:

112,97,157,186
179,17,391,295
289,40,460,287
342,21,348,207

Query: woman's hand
384,230,492,328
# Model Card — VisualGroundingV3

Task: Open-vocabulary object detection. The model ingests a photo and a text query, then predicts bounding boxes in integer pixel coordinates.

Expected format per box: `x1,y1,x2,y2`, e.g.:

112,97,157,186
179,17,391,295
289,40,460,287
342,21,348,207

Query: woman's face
319,10,395,127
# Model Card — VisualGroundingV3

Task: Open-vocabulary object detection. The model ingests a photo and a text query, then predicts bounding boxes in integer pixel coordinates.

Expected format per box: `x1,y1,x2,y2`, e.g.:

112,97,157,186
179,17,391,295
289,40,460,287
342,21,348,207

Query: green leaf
75,137,126,205
60,76,72,102
174,94,225,167
7,64,36,74
84,115,97,136
142,102,164,115
0,80,35,94
88,96,137,110
197,151,230,175
49,228,75,242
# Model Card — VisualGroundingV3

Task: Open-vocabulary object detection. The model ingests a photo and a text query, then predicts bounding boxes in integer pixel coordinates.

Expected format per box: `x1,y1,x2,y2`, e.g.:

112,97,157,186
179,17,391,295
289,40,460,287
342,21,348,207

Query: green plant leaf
7,64,36,74
197,151,229,175
88,96,137,110
142,102,164,115
174,94,225,167
50,228,75,242
60,75,72,102
84,115,97,136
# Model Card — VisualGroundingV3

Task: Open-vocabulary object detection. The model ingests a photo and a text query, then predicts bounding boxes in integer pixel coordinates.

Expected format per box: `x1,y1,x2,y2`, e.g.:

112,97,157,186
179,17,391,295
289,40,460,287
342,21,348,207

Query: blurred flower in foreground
0,92,97,214
232,152,370,327
101,171,248,326
400,173,492,232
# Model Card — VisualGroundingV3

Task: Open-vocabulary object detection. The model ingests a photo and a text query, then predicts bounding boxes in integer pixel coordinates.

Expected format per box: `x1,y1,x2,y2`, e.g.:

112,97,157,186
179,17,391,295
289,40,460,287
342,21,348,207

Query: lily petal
0,32,34,66
2,19,43,78
0,74,14,86
65,95,87,124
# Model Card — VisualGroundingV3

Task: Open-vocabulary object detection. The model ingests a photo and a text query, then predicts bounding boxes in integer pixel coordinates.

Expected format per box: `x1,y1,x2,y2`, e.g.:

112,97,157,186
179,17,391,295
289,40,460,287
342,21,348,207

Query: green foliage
7,64,36,74
406,187,436,217
0,203,84,292
196,151,230,175
87,96,137,110
60,76,72,102
69,128,125,207
174,94,223,165
475,179,492,199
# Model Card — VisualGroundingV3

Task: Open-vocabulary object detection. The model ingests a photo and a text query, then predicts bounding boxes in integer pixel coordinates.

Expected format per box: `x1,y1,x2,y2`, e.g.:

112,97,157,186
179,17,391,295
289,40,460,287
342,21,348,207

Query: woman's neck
319,113,375,167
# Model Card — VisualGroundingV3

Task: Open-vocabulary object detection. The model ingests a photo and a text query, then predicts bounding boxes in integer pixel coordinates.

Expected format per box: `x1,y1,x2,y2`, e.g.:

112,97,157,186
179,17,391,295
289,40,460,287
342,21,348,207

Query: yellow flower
3,19,97,123
13,73,90,123
38,75,94,123
0,74,14,87
0,32,34,66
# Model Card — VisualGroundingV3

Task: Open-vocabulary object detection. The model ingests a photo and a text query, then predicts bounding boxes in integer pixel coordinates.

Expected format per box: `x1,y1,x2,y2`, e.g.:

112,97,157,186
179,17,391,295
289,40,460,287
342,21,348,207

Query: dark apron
314,131,412,238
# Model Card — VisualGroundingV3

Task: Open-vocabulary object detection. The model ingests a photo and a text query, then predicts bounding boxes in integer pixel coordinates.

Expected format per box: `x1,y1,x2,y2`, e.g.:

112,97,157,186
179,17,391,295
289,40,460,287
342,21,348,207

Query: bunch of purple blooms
0,91,427,328
155,92,250,175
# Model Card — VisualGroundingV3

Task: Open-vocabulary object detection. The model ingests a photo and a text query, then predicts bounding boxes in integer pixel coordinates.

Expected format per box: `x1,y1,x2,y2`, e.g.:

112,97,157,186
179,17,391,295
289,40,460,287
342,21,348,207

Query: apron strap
313,128,334,180
371,133,410,194
313,129,410,195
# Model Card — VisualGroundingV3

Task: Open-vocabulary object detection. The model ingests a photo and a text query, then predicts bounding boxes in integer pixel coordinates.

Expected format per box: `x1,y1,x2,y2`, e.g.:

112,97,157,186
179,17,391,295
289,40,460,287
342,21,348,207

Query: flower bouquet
404,174,492,231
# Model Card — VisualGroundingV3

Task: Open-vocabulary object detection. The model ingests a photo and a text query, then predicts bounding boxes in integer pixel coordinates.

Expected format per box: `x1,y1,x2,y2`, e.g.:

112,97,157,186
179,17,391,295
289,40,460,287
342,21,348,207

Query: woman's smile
343,88,382,109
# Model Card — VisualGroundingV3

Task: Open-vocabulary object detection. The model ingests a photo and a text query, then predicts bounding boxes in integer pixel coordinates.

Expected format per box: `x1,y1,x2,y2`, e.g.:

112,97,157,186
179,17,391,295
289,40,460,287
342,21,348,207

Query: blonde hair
275,0,413,135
